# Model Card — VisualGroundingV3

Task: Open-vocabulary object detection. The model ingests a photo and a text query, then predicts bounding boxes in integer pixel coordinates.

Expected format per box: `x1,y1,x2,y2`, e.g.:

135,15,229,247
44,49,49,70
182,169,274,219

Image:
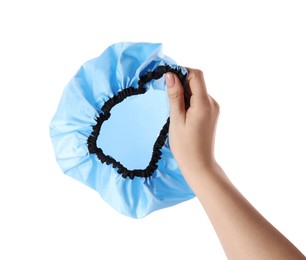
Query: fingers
186,68,211,108
165,72,186,125
165,68,217,125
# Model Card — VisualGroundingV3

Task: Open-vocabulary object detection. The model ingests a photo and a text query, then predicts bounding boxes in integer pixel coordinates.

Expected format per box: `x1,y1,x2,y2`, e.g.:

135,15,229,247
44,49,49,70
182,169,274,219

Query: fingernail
165,73,175,87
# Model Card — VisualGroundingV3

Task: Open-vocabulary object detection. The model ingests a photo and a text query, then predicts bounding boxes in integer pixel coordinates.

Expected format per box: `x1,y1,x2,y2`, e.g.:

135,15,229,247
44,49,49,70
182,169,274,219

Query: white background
0,0,305,259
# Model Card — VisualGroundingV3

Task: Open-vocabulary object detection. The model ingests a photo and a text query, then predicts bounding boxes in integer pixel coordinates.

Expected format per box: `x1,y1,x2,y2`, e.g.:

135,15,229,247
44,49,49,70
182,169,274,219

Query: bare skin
165,70,305,260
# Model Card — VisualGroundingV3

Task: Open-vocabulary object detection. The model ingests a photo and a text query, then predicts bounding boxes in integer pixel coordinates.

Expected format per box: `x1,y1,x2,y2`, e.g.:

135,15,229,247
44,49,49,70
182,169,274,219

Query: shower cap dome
50,42,195,218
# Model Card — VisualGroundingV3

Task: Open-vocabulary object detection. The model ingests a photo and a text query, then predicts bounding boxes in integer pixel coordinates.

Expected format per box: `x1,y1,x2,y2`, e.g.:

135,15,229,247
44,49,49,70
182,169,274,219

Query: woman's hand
165,69,305,259
165,69,219,174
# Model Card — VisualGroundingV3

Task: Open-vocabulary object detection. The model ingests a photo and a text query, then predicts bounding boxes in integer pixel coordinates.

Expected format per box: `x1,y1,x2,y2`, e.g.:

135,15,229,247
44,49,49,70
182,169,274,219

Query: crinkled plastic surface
50,42,195,218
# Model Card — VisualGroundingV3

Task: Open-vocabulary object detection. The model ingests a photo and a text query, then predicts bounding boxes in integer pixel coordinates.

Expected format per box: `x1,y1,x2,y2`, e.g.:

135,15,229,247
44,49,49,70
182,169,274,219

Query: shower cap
50,42,195,218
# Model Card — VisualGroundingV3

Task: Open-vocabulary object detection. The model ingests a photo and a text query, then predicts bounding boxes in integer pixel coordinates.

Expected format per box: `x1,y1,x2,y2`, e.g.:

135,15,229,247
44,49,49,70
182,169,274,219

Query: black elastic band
87,65,188,179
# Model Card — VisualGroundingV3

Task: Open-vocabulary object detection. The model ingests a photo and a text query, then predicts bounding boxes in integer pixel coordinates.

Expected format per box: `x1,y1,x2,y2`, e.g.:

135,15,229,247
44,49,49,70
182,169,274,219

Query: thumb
165,72,186,125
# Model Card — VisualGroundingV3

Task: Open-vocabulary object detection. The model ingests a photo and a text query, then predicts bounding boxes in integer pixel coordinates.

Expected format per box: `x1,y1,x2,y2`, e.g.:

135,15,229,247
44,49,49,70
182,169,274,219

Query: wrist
179,157,220,179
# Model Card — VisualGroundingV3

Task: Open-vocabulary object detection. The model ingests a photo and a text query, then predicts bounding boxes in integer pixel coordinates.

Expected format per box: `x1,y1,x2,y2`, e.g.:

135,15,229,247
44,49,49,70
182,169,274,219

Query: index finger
185,68,210,107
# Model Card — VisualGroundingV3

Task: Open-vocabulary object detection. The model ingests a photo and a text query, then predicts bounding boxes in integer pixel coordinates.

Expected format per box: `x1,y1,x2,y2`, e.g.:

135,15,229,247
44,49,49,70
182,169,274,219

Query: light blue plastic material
50,42,195,218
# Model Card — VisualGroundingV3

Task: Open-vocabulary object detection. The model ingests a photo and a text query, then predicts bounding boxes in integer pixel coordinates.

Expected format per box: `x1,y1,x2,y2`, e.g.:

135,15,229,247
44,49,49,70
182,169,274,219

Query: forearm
182,163,305,260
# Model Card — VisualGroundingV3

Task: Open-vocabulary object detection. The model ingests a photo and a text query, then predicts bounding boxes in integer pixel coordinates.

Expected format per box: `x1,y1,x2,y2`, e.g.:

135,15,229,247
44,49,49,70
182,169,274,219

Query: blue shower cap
50,42,195,218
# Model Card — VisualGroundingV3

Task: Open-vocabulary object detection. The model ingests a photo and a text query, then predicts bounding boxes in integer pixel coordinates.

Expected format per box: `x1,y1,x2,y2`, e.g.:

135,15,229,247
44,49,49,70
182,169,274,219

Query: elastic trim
87,65,187,179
